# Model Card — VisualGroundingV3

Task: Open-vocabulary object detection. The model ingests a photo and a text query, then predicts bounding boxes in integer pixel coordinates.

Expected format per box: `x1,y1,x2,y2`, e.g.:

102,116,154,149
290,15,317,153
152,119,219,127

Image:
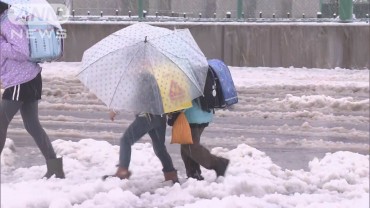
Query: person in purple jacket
0,3,65,179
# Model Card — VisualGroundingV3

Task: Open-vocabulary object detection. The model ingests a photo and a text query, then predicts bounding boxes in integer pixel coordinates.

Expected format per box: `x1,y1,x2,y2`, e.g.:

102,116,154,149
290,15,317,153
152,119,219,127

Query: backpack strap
199,67,217,113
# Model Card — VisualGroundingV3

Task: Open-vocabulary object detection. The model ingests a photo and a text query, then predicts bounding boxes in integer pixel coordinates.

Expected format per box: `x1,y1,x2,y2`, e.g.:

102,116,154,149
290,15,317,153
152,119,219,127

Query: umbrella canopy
1,0,61,29
78,23,209,115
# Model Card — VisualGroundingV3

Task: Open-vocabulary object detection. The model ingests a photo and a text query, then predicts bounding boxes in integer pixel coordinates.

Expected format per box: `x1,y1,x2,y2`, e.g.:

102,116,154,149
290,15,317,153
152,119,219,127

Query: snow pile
1,139,369,208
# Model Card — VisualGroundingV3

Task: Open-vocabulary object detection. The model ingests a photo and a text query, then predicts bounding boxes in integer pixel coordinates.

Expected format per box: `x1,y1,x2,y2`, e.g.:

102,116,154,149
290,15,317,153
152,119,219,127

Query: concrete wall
61,22,369,69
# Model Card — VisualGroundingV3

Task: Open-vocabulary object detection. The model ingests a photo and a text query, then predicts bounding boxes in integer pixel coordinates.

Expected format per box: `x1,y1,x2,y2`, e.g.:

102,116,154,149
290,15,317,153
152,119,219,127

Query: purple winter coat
0,10,41,89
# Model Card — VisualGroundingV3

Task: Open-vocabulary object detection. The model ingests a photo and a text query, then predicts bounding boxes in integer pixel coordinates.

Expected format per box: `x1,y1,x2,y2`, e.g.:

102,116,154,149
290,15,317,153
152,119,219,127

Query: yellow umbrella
153,62,192,113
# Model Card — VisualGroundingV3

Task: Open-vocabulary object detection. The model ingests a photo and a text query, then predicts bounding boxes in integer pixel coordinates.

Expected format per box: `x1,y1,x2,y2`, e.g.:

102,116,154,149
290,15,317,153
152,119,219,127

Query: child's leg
20,101,57,160
0,100,22,154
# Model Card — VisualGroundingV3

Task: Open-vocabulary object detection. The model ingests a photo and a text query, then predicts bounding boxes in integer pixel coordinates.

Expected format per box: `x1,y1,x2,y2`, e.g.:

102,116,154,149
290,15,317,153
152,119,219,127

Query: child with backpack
0,3,65,179
168,59,238,180
168,99,229,180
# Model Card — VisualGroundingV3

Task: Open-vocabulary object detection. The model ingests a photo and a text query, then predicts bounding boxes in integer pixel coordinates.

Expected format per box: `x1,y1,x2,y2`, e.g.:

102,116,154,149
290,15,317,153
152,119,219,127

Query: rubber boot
214,157,229,177
102,167,131,180
43,157,65,179
187,170,204,181
163,170,179,183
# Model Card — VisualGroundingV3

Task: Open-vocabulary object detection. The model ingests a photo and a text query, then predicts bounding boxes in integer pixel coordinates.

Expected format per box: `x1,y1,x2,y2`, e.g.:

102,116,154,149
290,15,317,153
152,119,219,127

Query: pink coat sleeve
0,18,30,62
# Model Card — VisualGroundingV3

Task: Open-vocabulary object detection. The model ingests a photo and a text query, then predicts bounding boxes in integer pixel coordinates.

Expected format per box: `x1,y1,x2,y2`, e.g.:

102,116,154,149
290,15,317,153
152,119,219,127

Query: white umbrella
1,0,61,29
78,23,209,115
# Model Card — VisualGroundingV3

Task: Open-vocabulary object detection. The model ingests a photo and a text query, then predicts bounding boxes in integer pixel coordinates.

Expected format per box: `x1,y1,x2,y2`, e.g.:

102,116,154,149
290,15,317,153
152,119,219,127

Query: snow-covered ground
1,62,369,208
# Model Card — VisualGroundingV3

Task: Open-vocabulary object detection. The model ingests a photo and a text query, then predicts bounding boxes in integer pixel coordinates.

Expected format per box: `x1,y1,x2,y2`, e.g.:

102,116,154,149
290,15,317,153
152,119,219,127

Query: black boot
43,158,65,179
187,170,204,181
214,157,229,177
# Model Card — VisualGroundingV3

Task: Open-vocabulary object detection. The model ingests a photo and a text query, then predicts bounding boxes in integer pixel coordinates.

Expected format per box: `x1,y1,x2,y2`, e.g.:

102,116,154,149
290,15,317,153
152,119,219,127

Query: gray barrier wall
62,22,369,69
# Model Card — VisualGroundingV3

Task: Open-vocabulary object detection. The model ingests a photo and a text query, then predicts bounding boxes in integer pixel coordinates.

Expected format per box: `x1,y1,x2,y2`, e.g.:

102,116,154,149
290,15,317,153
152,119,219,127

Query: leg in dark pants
148,117,176,172
119,114,175,172
0,100,56,159
20,101,56,160
110,114,177,182
0,100,21,154
119,115,153,168
181,126,202,177
181,125,228,179
0,99,63,178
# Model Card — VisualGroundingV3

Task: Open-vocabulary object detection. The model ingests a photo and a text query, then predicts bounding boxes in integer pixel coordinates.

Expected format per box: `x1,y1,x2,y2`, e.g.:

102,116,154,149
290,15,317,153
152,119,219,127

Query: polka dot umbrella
78,23,209,115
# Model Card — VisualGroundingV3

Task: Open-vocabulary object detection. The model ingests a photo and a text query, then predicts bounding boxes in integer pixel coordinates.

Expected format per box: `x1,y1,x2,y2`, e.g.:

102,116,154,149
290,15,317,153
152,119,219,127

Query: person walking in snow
0,3,65,179
103,68,178,183
168,98,229,180
103,111,179,183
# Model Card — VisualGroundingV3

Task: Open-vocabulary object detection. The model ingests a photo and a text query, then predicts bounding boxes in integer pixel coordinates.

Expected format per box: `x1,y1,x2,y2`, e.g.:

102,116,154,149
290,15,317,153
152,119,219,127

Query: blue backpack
27,17,63,62
199,59,238,112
